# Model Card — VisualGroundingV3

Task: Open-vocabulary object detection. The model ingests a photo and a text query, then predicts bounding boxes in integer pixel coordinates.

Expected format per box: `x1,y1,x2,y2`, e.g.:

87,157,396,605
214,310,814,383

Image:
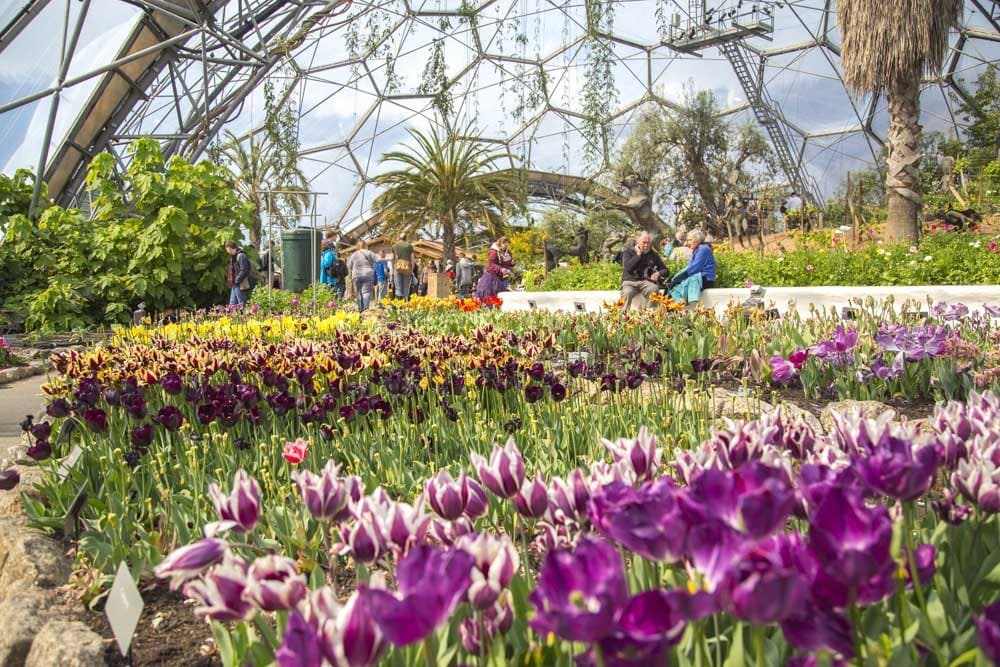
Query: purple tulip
154,538,228,589
855,435,938,501
206,469,261,537
460,597,514,655
781,606,855,659
124,396,148,420
586,589,692,665
589,479,686,563
295,460,360,522
720,536,806,624
155,406,184,431
276,611,323,667
683,464,795,539
464,478,489,520
82,407,107,433
978,600,1000,664
808,487,892,589
685,519,748,590
130,423,154,448
770,355,798,383
456,533,520,610
602,427,661,480
548,469,591,523
0,468,19,491
550,383,567,401
362,544,474,646
29,421,51,440
337,514,384,564
471,438,525,499
953,455,1000,513
160,373,183,395
528,536,628,643
243,555,308,612
183,554,255,622
524,384,543,403
874,323,953,361
514,472,549,518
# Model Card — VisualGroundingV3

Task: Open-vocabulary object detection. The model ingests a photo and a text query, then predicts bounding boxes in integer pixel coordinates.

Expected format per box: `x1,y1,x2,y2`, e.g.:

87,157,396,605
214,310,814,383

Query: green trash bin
281,228,323,293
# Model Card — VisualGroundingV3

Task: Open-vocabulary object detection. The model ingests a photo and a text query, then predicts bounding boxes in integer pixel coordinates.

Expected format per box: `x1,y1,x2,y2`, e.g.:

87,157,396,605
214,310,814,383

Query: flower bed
4,303,1000,664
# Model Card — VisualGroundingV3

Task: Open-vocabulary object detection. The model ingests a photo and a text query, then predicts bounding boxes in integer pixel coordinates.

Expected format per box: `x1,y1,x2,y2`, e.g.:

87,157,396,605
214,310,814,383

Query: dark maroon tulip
155,406,184,431
124,396,147,420
339,405,355,422
46,398,71,418
781,605,855,659
196,403,216,425
550,383,567,402
82,408,107,433
103,388,122,407
527,363,545,381
0,468,20,490
26,439,52,461
160,373,183,395
130,424,154,448
808,487,892,589
29,421,51,440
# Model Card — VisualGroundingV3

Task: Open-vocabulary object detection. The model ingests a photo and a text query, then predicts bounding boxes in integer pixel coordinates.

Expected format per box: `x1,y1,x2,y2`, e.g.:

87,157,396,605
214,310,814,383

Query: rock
0,516,71,598
2,437,34,467
820,400,896,433
0,465,46,518
25,620,105,667
773,401,825,434
709,387,774,421
0,589,56,665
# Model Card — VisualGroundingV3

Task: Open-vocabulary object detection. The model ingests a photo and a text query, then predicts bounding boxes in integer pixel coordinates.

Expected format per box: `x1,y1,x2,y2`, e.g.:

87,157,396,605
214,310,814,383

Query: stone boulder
709,387,774,422
820,400,896,433
0,589,56,665
773,401,825,434
0,516,71,598
25,620,105,667
0,464,45,517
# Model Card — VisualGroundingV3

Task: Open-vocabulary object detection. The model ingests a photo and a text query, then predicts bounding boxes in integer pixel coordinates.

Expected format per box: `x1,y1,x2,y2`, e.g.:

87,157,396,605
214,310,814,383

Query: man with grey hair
620,231,668,310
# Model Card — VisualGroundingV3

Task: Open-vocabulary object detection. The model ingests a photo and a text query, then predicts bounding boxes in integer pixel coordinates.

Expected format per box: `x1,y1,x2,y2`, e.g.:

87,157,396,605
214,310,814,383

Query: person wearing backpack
225,240,254,306
374,250,391,306
347,240,378,312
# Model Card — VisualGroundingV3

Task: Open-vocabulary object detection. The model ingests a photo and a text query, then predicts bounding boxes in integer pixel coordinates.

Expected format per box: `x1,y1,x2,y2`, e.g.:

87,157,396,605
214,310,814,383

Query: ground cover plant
5,302,1000,665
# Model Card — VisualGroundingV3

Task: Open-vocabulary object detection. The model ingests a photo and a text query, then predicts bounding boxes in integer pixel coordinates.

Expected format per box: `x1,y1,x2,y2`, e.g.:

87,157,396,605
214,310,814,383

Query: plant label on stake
106,561,144,657
57,445,83,481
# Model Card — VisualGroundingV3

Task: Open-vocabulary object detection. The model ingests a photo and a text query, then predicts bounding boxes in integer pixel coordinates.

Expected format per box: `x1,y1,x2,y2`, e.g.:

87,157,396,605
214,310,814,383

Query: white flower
909,260,917,265
924,255,933,262
970,241,982,248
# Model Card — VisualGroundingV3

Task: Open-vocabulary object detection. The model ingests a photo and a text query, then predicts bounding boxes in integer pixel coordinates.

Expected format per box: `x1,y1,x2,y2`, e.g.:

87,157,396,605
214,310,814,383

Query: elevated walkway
499,285,1000,319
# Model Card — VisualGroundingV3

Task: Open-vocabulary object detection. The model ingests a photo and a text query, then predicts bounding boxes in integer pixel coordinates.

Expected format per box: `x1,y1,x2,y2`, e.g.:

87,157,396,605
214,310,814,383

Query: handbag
239,277,251,291
395,258,412,274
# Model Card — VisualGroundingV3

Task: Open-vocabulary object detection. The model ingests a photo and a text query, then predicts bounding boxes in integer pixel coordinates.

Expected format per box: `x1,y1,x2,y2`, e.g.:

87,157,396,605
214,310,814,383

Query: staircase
719,40,824,207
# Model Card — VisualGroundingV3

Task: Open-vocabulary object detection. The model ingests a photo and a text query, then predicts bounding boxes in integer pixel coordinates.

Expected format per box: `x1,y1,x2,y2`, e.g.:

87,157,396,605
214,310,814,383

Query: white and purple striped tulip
183,554,254,622
154,537,227,590
513,472,549,519
205,469,260,537
456,533,520,610
470,438,525,498
602,426,662,480
295,460,361,522
243,555,308,612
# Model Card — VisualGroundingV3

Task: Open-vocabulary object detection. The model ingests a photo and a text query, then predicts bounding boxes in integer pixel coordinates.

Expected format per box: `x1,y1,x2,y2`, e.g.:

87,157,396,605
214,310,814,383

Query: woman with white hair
666,228,716,303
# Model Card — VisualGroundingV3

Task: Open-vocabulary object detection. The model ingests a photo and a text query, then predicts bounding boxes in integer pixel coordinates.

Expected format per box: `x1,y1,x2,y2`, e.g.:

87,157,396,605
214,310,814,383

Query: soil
82,584,220,667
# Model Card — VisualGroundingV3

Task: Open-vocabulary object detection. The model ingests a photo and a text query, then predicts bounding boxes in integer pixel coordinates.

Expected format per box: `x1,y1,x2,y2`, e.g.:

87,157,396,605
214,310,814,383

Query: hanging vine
581,0,618,169
654,0,671,41
418,18,454,119
345,0,402,94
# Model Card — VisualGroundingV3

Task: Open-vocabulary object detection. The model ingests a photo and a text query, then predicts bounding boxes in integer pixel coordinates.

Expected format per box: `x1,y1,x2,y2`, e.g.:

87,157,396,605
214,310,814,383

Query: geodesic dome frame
1,0,998,231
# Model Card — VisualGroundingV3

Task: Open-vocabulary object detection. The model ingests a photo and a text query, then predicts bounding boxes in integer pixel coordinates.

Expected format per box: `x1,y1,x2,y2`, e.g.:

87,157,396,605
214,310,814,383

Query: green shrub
247,283,341,315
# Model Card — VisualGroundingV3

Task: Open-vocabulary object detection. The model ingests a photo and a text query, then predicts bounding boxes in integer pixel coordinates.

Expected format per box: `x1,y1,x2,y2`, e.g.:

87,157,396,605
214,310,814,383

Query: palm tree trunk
442,210,456,268
885,72,923,244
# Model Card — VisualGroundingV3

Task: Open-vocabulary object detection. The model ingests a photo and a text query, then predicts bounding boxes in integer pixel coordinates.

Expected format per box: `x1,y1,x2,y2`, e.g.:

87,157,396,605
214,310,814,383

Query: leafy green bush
0,139,252,331
247,283,340,315
528,232,1000,291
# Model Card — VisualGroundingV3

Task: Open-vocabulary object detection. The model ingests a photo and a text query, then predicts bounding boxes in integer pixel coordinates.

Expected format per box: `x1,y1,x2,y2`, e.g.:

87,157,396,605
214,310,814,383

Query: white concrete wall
499,285,1000,318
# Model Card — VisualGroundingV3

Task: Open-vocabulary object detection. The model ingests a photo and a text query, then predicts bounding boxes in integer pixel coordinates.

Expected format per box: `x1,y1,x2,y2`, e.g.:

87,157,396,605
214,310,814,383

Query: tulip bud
243,555,308,612
154,537,227,589
206,469,260,536
513,473,548,519
470,438,525,498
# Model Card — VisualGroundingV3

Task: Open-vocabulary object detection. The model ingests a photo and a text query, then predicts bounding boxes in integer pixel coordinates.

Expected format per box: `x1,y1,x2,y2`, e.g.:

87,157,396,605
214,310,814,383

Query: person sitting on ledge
621,231,667,311
665,228,716,303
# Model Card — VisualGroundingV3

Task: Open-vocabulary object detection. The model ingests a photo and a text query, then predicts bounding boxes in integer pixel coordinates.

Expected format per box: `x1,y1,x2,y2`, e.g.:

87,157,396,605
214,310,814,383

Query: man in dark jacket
225,240,253,306
620,231,667,310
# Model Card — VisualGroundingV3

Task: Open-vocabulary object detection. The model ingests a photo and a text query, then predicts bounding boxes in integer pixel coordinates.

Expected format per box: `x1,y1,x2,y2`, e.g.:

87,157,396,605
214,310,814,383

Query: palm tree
838,0,962,243
217,130,311,248
372,126,522,263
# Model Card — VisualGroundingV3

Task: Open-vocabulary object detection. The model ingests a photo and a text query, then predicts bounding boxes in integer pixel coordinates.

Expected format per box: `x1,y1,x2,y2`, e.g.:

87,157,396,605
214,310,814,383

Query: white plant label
57,445,83,481
106,561,144,656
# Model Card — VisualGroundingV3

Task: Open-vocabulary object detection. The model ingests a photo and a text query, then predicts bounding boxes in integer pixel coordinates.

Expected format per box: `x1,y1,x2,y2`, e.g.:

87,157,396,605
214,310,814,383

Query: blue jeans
229,286,248,306
393,272,413,301
376,279,388,305
354,275,374,311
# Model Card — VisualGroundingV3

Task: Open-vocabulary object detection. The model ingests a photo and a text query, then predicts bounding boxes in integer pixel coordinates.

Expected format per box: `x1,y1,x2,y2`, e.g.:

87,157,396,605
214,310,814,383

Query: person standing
374,250,390,305
475,236,514,300
393,236,414,301
456,253,475,298
225,241,253,306
320,238,338,294
348,240,378,312
620,231,667,311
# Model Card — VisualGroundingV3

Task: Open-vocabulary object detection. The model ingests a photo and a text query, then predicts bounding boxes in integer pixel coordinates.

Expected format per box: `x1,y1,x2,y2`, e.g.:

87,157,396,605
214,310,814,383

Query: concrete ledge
0,361,46,386
500,285,1000,318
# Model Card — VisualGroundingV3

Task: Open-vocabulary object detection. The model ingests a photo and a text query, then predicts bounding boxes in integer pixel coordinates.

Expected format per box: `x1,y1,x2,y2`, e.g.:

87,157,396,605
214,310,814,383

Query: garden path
0,373,46,447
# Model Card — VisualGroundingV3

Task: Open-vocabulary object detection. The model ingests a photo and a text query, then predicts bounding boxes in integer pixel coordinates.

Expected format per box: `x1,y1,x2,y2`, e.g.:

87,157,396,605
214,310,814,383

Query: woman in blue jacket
666,229,716,303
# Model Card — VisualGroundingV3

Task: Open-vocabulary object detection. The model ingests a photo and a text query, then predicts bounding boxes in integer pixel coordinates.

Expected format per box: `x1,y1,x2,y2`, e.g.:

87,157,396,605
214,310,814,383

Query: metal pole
30,0,91,218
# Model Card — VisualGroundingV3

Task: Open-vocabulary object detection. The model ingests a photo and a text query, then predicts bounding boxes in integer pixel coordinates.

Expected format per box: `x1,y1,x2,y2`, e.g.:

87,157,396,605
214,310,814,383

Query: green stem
848,587,863,666
904,502,944,663
593,643,607,667
478,611,489,667
753,624,765,667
